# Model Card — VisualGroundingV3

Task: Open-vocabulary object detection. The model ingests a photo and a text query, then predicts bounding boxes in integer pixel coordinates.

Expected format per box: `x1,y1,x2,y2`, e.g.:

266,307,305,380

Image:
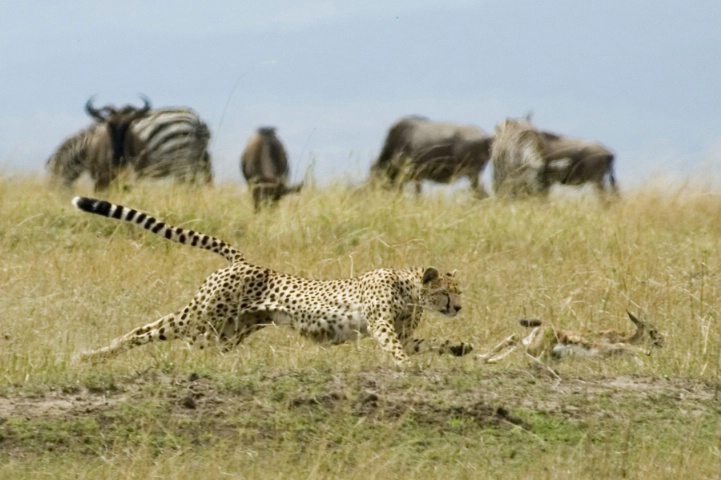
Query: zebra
46,122,103,189
131,108,213,184
47,99,213,189
47,97,150,191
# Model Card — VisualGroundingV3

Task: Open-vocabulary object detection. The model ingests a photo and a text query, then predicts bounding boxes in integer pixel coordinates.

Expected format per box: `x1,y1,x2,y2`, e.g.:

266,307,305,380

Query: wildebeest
491,117,617,197
88,97,154,190
538,131,617,195
240,127,303,211
371,116,493,197
47,98,212,190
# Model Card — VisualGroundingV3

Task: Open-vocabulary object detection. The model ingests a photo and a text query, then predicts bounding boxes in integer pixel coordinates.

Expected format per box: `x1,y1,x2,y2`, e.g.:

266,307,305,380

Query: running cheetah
73,197,472,366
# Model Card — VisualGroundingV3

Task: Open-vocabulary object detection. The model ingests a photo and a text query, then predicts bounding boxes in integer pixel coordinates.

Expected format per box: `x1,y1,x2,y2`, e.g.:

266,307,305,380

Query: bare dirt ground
1,368,717,432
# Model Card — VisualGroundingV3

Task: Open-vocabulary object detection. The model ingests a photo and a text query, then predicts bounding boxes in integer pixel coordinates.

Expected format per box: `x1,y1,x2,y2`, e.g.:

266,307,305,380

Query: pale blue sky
1,1,719,188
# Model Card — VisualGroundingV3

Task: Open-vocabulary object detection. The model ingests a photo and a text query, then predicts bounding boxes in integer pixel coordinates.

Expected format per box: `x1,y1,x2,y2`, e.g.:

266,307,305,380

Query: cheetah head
420,267,462,317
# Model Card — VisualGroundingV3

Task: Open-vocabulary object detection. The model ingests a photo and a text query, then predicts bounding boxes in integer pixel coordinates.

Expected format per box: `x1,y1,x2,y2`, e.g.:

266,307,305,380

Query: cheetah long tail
72,197,243,264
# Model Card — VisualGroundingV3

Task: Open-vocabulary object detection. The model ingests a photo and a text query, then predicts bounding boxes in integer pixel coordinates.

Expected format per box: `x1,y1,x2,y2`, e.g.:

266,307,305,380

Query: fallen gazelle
478,311,664,365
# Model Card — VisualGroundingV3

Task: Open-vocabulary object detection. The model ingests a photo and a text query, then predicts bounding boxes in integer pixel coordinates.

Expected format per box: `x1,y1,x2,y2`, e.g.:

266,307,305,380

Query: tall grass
2,176,716,381
0,175,718,478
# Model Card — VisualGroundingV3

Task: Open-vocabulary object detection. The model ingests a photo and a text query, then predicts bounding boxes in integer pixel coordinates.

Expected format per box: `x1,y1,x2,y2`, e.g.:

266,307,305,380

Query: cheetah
477,311,664,364
72,197,472,366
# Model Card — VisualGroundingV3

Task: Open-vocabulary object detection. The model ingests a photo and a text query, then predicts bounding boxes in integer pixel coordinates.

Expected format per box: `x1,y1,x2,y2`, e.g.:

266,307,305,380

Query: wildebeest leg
469,175,488,199
93,168,116,191
599,169,620,204
595,176,618,205
414,180,422,195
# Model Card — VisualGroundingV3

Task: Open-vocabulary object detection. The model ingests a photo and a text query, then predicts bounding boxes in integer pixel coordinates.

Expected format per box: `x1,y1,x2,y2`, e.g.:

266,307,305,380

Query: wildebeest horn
258,126,277,135
85,96,106,121
138,94,151,114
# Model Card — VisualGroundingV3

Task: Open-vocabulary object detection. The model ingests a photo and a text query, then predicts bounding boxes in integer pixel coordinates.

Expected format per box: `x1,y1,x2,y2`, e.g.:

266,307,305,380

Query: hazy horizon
1,1,719,189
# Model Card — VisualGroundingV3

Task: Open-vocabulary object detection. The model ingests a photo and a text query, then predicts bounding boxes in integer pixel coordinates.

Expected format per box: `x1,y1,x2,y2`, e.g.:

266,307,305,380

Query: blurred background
1,0,719,188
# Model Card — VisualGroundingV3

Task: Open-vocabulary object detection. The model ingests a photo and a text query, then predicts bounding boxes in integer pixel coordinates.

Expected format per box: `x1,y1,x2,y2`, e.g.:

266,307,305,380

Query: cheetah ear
422,267,440,285
446,269,457,278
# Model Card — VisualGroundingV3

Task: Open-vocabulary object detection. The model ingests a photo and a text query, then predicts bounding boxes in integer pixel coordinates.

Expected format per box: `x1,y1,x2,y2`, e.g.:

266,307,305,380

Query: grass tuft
0,175,718,478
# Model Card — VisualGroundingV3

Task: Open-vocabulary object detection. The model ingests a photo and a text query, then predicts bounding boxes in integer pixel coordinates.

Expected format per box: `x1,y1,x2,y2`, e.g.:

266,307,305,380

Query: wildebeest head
86,96,151,166
241,126,302,211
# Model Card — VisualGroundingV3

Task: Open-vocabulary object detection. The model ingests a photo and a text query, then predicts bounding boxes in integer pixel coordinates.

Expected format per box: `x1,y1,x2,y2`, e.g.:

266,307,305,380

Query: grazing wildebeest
491,117,618,197
538,131,617,195
490,117,547,197
47,100,212,190
240,127,303,211
371,116,493,197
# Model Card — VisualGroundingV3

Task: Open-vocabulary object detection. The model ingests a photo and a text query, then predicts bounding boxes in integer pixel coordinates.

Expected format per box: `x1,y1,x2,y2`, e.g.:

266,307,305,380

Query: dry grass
0,175,719,478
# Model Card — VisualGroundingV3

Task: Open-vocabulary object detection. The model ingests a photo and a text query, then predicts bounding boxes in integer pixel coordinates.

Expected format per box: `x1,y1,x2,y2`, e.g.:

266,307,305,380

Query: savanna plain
0,176,719,479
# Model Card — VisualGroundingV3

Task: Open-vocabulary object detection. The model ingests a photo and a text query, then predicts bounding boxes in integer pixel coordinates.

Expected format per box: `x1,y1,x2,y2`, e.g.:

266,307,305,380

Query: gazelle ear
627,310,641,326
422,267,440,285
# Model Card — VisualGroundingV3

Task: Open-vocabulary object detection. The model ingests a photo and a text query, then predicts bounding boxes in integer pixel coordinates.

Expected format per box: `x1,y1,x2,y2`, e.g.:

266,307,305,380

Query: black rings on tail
73,197,116,217
72,197,244,264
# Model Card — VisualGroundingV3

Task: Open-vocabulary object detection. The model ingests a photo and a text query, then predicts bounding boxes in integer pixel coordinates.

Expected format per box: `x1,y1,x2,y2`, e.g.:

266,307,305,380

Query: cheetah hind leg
218,312,271,352
78,310,189,362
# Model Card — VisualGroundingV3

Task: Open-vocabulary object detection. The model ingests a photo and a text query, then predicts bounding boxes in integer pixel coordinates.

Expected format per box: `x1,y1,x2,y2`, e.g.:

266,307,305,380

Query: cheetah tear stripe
72,197,244,265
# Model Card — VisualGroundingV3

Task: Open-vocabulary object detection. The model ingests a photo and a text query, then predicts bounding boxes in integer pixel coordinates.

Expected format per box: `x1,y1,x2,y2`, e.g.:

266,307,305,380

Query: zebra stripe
131,108,212,183
47,107,213,188
46,124,102,187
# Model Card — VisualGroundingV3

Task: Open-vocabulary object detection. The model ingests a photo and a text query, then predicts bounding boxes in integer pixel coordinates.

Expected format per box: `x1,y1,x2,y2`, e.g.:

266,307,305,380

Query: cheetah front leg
393,311,472,358
365,312,411,367
401,337,474,357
